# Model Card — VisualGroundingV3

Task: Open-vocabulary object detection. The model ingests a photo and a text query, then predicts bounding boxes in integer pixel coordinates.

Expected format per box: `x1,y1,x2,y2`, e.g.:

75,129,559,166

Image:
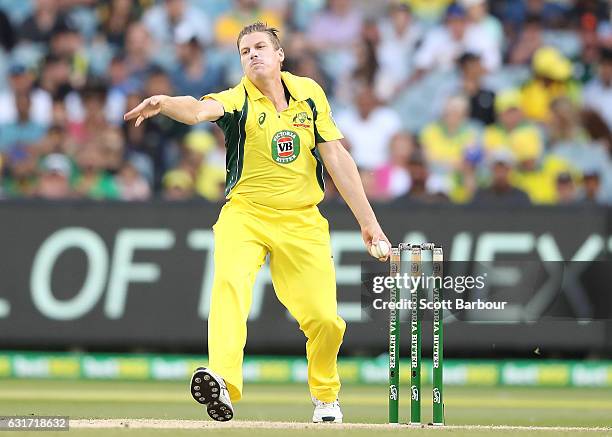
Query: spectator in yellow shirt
483,88,544,162
508,141,576,205
420,94,479,175
420,94,480,203
520,46,581,123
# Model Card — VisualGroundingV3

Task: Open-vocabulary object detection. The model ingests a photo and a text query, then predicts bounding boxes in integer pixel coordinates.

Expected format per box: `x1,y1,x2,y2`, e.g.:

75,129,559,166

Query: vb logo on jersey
271,130,300,164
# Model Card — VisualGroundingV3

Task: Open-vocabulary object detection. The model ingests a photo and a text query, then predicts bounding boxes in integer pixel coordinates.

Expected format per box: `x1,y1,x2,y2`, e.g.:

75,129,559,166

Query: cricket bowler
124,22,391,423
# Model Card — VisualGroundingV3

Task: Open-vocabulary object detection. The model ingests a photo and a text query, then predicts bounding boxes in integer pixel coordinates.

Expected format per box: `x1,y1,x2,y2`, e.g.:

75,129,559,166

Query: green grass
0,380,611,436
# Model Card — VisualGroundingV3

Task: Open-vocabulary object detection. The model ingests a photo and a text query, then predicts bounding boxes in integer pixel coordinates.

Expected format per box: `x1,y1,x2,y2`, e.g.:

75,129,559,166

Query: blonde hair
237,21,281,50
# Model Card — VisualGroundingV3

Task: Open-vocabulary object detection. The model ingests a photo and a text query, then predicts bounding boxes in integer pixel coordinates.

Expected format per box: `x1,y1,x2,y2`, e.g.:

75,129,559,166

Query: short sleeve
200,89,238,114
310,81,343,144
200,87,242,127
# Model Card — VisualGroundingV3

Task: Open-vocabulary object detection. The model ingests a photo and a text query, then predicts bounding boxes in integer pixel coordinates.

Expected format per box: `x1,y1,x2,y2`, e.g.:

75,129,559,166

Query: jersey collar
242,71,307,102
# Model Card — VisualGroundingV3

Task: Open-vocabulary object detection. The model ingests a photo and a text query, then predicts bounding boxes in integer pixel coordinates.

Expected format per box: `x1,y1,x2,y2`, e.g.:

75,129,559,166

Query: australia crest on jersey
292,112,312,128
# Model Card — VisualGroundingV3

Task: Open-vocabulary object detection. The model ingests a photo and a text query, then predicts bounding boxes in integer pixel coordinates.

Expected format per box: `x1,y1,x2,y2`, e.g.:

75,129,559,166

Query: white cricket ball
369,240,390,259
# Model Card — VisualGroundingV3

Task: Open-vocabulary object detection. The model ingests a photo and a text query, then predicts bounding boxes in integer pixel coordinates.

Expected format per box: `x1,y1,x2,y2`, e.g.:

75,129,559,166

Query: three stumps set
388,243,445,426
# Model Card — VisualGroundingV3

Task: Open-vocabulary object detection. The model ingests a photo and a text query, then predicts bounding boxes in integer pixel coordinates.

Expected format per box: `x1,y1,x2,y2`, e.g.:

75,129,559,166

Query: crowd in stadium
0,0,611,205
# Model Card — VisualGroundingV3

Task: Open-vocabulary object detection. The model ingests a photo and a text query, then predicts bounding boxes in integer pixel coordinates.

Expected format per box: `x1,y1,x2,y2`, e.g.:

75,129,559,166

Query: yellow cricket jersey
202,71,343,209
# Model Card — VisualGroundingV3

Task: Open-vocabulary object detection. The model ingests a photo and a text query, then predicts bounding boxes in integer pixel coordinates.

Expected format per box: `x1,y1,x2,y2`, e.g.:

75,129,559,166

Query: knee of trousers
302,315,346,342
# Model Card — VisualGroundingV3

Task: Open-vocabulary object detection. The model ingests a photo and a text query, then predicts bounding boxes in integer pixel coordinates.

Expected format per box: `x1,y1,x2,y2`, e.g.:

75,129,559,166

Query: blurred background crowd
0,0,611,205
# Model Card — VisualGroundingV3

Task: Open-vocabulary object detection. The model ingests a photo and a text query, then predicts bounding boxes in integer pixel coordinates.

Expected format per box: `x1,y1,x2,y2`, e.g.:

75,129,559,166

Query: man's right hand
124,95,167,127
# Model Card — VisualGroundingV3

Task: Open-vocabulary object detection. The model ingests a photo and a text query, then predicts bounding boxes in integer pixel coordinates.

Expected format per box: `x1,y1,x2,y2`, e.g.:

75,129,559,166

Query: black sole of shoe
190,368,233,422
207,399,234,422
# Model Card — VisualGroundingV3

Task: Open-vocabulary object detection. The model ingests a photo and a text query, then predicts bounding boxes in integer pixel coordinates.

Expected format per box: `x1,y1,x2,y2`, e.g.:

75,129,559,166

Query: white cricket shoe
190,367,234,421
312,396,343,423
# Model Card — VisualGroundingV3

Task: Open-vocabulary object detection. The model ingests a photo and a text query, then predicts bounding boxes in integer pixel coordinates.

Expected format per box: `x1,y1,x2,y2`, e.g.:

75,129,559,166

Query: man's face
492,163,511,187
408,162,428,184
447,16,466,39
390,7,411,31
239,32,284,81
165,0,185,20
355,87,378,118
462,58,483,80
10,72,33,93
500,107,523,129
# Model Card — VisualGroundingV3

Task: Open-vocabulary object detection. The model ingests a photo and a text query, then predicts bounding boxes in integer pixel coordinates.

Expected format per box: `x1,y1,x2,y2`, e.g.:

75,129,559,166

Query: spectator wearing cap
3,147,38,197
509,146,575,205
35,153,74,200
555,171,579,205
162,168,194,200
194,127,227,202
583,48,612,130
579,169,605,205
0,62,53,127
520,46,581,123
375,3,423,101
143,0,213,50
169,26,225,99
18,0,69,43
174,131,214,180
483,89,543,163
335,85,402,171
420,94,480,178
0,92,47,151
412,3,500,83
471,149,531,206
457,52,495,125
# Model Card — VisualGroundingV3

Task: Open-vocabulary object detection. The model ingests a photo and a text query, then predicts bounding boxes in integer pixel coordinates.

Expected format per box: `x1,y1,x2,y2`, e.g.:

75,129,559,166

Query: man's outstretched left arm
318,140,391,261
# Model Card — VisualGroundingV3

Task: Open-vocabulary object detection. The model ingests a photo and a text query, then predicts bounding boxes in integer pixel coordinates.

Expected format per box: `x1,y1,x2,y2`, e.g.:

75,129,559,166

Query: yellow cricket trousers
208,194,346,403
